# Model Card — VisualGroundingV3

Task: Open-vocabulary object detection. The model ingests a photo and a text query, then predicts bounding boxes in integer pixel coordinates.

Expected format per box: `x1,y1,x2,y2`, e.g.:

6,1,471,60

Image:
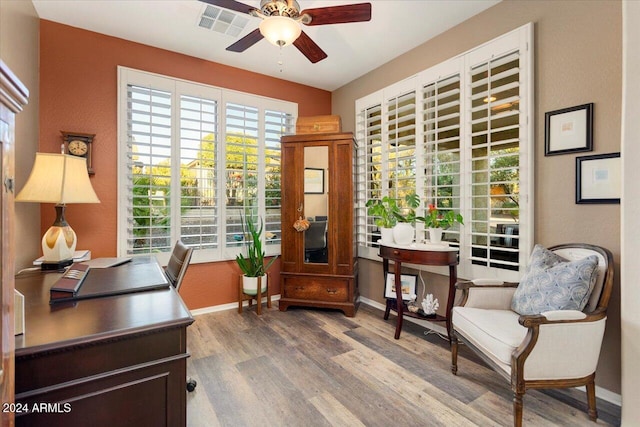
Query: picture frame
304,168,324,194
384,273,417,301
545,103,594,156
576,152,621,204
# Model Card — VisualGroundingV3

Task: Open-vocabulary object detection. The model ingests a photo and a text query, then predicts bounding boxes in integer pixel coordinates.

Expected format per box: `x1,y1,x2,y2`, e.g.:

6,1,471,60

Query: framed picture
576,153,621,204
545,103,594,156
384,273,417,300
304,168,324,194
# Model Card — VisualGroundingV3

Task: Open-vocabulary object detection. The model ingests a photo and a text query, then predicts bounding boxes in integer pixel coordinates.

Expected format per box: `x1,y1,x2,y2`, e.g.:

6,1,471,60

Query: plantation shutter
263,109,293,246
179,94,218,250
468,50,522,272
354,24,532,280
119,67,296,263
224,102,259,248
386,91,417,203
356,102,383,248
125,84,173,254
421,73,462,246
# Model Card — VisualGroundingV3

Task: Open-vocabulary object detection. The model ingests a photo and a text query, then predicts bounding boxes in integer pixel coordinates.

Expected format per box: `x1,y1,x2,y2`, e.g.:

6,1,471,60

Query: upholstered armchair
450,243,614,427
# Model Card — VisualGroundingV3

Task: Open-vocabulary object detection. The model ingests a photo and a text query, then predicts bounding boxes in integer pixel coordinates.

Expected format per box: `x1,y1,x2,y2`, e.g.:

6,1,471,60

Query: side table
379,243,459,340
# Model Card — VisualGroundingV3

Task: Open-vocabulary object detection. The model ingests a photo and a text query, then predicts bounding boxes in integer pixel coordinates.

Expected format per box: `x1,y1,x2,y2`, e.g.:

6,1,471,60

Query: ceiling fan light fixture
259,16,301,47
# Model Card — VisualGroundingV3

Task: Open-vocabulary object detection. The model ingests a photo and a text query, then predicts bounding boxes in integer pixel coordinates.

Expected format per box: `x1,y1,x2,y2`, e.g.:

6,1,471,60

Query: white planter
380,227,394,244
428,227,443,244
242,274,267,296
393,223,414,245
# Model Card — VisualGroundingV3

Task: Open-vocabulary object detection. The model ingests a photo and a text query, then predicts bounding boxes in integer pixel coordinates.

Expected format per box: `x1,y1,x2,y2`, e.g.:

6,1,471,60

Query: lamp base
42,205,77,264
41,258,73,271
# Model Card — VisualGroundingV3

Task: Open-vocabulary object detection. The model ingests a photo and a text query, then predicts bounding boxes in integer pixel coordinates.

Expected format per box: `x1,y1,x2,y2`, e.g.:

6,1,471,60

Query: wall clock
61,131,95,175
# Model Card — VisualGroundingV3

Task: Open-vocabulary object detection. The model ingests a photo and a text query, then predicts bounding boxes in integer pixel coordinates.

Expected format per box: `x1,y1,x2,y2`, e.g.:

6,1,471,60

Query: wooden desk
13,259,194,427
379,243,458,340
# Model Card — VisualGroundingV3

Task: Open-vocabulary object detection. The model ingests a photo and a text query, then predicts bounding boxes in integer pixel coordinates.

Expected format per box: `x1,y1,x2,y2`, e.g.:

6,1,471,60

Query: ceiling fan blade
226,28,264,52
293,31,328,64
301,3,372,26
198,0,255,15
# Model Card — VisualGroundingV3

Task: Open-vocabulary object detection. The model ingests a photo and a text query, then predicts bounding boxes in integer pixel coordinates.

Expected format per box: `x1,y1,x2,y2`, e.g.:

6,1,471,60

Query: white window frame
356,23,533,281
117,67,297,265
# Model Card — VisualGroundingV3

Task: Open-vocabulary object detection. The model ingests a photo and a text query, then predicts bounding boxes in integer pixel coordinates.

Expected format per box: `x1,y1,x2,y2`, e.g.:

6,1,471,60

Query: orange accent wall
39,20,331,310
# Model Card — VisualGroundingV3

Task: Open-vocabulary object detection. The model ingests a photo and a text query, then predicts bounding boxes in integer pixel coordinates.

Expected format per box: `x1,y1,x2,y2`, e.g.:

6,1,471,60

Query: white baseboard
190,294,281,317
189,295,621,409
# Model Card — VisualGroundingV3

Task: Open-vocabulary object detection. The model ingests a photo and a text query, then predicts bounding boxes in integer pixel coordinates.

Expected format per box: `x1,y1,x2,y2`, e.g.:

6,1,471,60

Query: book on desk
50,257,170,303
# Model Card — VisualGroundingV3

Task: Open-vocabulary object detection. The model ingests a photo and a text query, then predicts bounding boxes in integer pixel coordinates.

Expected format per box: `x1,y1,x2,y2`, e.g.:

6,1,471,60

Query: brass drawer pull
295,286,305,291
326,288,338,294
393,250,400,255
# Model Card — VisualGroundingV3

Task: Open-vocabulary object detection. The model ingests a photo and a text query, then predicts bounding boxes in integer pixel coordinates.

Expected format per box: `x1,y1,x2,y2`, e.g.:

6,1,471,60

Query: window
118,67,296,264
356,24,533,281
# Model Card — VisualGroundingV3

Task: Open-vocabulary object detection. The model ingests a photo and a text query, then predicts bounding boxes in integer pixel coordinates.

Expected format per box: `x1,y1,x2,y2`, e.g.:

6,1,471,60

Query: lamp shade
16,153,100,204
259,16,302,47
16,153,99,264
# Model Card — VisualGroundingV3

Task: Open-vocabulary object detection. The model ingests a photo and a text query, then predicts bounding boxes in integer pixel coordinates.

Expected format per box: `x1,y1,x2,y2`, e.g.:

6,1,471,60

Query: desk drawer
283,276,349,302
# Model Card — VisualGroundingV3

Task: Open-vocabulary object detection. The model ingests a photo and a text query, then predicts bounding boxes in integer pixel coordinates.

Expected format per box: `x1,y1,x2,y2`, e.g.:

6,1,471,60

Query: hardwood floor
186,304,620,427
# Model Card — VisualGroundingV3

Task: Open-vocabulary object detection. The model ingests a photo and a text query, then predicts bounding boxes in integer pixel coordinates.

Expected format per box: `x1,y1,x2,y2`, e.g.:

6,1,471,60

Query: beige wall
621,2,640,424
333,0,623,396
0,0,40,272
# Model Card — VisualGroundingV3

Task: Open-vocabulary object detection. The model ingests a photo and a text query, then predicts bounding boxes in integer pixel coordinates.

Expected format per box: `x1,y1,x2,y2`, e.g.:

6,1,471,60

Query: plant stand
238,273,271,315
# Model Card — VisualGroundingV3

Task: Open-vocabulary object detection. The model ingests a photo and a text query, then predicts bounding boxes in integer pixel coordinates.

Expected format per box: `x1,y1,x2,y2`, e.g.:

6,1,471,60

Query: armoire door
1,61,29,427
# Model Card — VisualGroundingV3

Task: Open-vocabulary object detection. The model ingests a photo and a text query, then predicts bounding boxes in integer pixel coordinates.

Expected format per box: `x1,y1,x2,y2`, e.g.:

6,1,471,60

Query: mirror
303,146,328,263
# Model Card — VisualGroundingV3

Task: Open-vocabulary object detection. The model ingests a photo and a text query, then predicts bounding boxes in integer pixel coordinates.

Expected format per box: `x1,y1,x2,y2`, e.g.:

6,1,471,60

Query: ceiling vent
198,4,249,37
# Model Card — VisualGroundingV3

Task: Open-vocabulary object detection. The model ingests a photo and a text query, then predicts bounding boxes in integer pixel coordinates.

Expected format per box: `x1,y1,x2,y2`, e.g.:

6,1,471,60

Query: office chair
165,240,193,292
164,240,197,392
304,221,327,262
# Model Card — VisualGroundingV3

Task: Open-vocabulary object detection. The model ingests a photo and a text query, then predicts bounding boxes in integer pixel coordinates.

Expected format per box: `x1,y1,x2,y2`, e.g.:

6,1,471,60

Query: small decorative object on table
421,293,439,317
407,293,420,313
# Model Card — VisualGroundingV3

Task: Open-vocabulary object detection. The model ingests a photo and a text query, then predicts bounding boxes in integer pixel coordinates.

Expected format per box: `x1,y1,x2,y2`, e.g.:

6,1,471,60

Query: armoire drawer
283,276,349,302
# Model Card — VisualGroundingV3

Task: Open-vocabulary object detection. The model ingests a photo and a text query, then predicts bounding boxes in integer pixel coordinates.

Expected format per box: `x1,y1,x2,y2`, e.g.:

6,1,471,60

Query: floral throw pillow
511,244,599,315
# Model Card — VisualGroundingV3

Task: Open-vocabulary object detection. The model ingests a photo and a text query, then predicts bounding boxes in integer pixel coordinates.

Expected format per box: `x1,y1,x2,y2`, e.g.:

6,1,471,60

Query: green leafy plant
235,211,278,277
367,194,423,227
423,203,464,229
395,193,421,224
366,196,401,228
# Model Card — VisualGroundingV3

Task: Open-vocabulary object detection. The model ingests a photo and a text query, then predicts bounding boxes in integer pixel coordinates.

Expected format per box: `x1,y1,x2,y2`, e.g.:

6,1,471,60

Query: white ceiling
32,0,499,91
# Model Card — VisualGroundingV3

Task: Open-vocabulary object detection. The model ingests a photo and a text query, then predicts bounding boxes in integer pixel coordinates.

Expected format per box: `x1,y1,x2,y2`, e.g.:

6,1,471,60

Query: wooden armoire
279,132,359,317
1,61,29,426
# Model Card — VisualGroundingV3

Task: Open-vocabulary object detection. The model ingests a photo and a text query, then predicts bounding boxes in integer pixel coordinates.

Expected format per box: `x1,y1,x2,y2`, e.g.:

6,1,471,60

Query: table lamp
16,152,100,269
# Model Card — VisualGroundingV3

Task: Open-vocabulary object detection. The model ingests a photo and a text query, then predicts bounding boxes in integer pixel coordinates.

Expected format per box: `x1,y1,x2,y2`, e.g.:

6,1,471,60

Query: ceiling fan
199,0,372,63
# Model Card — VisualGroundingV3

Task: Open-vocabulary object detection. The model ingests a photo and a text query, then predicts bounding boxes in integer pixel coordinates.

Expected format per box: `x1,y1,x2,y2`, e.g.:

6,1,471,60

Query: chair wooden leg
586,378,598,421
513,392,523,427
450,334,458,375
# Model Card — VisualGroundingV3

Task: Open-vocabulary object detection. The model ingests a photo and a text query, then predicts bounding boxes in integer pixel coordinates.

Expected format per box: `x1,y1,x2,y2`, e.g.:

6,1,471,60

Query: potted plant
235,211,278,296
366,196,400,244
366,194,421,245
423,203,464,243
392,193,421,245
